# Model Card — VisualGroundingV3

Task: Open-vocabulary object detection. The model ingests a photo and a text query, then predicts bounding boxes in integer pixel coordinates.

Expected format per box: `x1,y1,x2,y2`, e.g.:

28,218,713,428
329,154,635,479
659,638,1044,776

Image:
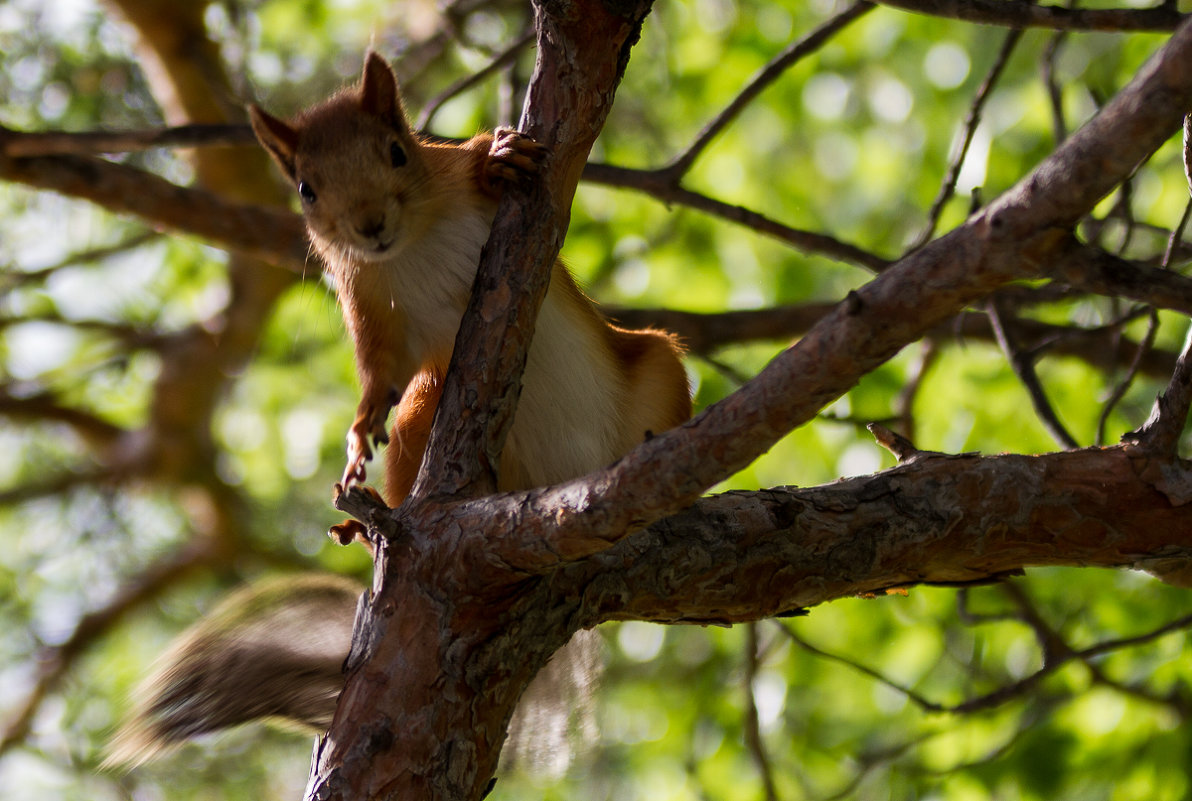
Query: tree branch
0,540,224,757
572,446,1192,625
877,0,1186,31
583,162,892,271
986,298,1080,450
488,18,1192,565
0,124,256,157
411,0,654,501
665,1,873,178
911,27,1022,251
0,149,309,270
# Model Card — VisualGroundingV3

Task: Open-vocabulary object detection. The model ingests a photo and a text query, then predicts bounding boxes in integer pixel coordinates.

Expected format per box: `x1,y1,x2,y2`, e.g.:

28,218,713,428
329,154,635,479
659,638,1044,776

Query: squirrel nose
354,218,385,239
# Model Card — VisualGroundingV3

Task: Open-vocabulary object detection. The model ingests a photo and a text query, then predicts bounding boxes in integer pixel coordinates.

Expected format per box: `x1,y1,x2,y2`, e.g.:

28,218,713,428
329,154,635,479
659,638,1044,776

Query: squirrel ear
360,50,408,131
248,104,300,181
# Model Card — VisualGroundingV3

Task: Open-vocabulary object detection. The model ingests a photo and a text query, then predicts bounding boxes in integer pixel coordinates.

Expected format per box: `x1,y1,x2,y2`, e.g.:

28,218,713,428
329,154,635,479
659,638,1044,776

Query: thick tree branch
1049,243,1192,315
411,0,654,501
313,2,659,799
573,446,1192,624
483,18,1192,566
0,149,309,269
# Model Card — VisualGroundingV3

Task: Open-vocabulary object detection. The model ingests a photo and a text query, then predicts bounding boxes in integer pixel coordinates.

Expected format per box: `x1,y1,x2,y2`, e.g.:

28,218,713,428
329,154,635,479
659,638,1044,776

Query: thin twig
665,2,873,178
894,340,939,445
1096,307,1159,445
583,162,891,271
875,0,1185,32
1123,116,1192,455
778,623,945,712
779,601,1192,718
0,231,160,287
911,28,1022,251
986,298,1080,449
743,623,781,801
0,385,127,447
1041,29,1070,144
415,29,535,130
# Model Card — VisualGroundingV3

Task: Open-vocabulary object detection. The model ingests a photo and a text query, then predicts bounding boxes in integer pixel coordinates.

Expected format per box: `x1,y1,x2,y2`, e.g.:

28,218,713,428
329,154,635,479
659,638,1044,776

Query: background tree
3,0,1192,800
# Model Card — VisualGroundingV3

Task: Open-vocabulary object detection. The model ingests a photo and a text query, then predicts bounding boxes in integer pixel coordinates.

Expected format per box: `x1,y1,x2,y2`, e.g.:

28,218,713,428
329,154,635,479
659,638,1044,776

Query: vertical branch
1041,28,1070,145
743,623,781,801
1096,308,1159,446
309,3,656,801
411,0,655,502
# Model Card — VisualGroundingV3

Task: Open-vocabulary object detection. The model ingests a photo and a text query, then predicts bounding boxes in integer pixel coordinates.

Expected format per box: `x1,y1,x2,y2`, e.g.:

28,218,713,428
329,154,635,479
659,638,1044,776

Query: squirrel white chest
341,205,495,364
333,202,624,486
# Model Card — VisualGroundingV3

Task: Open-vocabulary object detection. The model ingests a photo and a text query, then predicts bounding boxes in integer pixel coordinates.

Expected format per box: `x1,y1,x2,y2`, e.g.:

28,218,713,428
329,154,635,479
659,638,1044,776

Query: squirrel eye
389,141,407,168
297,181,317,204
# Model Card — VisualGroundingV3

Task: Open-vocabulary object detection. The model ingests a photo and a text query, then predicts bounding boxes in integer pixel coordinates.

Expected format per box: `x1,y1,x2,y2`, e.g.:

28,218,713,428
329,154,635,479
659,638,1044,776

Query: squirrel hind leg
328,483,386,552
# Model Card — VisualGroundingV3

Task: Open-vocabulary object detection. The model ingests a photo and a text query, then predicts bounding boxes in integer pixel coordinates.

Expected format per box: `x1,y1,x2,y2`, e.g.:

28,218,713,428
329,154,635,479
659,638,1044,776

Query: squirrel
250,50,690,539
106,52,689,766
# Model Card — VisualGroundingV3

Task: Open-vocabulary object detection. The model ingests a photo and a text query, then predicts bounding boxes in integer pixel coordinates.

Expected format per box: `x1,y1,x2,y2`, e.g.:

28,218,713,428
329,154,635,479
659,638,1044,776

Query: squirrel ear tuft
360,50,408,131
248,104,300,181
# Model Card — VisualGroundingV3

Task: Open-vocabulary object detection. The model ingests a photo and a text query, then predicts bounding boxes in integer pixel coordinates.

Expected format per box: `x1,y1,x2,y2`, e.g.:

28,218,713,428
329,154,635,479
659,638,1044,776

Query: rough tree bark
311,8,1192,801
305,1,657,799
4,2,1192,798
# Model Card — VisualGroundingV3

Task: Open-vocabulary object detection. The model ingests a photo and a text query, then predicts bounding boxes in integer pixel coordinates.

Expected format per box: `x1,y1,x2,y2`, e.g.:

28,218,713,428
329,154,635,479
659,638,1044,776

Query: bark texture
314,13,1192,801
306,1,657,799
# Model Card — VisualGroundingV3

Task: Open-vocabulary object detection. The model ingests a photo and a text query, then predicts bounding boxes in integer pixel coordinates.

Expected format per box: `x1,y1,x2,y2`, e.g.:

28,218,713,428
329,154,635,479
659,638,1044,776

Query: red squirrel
250,52,690,537
106,52,690,767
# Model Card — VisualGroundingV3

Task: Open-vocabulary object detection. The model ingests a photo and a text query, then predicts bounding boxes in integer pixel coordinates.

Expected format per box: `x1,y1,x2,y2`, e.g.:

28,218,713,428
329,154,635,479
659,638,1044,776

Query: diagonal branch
0,540,224,757
410,0,655,501
664,1,873,179
583,162,892,271
986,298,1080,450
0,385,126,448
475,17,1192,567
414,28,536,130
911,27,1022,251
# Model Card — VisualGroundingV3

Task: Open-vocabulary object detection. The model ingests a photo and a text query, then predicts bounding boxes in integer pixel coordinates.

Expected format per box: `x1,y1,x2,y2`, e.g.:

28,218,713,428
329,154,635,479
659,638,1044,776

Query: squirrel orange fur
107,52,690,767
249,51,690,538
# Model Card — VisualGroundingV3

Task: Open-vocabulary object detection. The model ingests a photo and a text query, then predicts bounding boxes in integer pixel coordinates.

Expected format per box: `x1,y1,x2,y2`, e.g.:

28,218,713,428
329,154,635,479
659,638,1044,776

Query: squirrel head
249,51,433,264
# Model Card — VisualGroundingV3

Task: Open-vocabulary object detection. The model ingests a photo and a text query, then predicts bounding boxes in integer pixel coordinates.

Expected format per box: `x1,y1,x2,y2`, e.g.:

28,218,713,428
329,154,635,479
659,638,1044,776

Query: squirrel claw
486,128,548,186
344,412,390,487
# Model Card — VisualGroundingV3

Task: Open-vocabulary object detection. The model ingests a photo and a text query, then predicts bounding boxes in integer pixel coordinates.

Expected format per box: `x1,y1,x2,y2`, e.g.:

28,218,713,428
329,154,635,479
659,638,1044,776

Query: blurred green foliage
2,0,1191,799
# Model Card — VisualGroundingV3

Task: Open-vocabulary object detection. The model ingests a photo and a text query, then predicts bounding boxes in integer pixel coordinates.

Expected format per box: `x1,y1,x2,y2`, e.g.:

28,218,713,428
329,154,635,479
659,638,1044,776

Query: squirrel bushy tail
105,573,600,771
104,574,360,768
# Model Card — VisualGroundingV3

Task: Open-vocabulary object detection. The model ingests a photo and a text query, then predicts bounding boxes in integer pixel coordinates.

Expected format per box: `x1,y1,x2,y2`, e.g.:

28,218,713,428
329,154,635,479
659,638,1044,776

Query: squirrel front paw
483,128,549,190
342,392,395,487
